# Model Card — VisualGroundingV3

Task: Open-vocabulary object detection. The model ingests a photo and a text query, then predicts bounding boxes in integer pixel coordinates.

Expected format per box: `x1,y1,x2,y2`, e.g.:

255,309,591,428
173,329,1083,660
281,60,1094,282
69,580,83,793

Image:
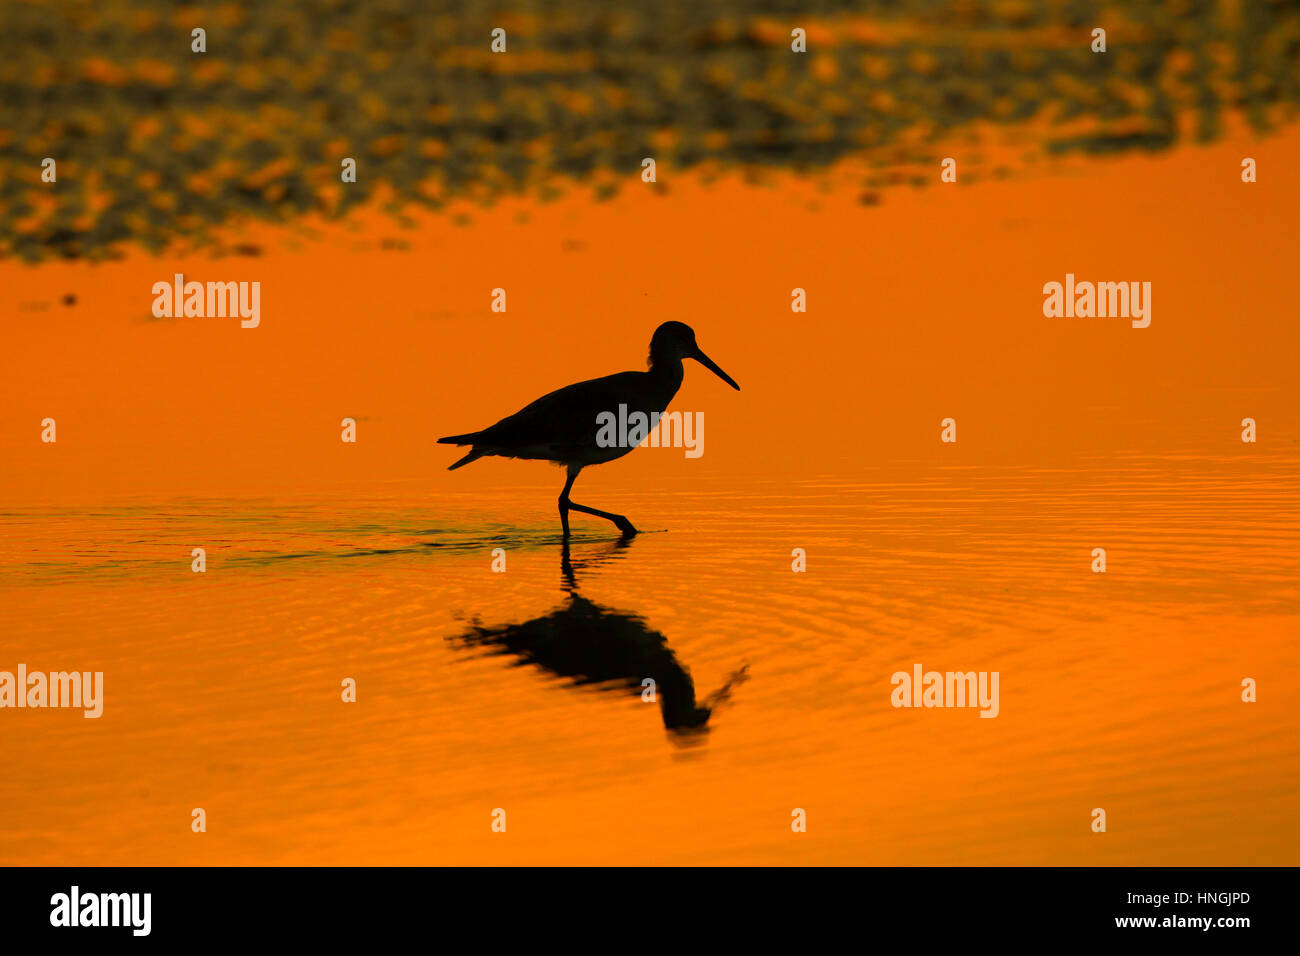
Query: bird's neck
647,357,685,402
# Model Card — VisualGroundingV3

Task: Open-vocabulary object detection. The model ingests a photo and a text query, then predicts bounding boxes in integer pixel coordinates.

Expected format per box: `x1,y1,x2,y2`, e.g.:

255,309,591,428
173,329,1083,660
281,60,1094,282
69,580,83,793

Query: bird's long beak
692,347,740,390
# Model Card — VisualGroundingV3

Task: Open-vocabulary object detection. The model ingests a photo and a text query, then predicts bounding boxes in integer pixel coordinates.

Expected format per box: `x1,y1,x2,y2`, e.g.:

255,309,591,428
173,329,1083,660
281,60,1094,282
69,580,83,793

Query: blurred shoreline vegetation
1,0,1298,261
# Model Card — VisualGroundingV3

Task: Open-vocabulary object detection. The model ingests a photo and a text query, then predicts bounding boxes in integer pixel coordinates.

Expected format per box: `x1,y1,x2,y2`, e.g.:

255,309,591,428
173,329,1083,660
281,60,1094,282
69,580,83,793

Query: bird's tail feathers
447,448,485,470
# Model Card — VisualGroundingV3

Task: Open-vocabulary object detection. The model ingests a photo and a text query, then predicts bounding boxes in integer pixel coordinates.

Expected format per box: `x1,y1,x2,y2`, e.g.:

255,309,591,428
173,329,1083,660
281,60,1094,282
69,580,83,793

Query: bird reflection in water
450,537,746,740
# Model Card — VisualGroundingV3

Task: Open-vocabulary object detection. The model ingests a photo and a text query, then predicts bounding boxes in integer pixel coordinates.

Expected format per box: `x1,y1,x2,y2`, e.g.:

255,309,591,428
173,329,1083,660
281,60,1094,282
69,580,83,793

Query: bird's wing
474,372,646,449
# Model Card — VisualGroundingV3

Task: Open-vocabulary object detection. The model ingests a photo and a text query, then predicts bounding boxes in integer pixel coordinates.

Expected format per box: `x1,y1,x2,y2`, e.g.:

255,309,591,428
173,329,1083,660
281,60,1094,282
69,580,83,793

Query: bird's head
648,321,740,390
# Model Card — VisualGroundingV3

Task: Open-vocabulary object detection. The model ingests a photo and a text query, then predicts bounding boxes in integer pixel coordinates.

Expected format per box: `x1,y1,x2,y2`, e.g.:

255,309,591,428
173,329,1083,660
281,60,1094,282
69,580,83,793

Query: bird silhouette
439,321,739,535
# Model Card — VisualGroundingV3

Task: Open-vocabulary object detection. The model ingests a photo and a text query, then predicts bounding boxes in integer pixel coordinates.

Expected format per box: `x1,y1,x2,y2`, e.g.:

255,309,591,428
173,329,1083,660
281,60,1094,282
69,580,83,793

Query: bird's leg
567,501,639,536
559,465,638,536
558,467,578,538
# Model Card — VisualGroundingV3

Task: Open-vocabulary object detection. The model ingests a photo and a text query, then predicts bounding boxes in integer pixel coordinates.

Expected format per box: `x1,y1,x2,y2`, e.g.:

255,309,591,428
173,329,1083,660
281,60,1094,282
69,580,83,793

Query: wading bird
438,322,740,536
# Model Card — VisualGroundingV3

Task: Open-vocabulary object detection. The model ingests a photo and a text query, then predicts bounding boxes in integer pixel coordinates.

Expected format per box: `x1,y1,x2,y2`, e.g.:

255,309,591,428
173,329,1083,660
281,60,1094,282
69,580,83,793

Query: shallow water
3,107,1299,864
3,458,1297,865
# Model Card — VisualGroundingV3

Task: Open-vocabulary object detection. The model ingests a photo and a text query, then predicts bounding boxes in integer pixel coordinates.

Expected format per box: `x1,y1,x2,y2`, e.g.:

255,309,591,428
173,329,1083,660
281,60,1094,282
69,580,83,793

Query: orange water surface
1,122,1298,864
